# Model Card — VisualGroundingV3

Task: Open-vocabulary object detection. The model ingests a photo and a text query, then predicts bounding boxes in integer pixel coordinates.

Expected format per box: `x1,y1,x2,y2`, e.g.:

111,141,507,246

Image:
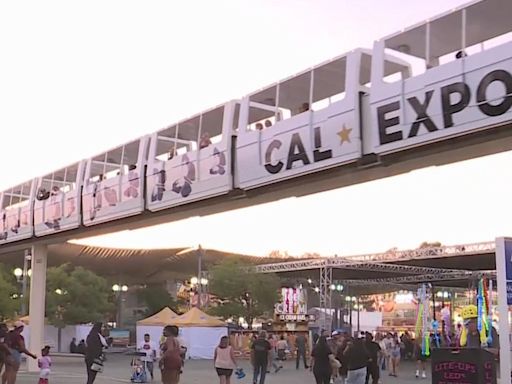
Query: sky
1,0,509,257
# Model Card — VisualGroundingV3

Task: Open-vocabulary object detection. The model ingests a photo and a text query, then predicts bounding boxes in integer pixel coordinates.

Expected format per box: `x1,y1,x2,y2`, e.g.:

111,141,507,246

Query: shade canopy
136,307,179,326
173,307,226,328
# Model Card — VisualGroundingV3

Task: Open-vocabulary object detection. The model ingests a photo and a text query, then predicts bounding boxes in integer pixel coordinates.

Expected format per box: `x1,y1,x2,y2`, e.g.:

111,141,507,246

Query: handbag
90,358,104,373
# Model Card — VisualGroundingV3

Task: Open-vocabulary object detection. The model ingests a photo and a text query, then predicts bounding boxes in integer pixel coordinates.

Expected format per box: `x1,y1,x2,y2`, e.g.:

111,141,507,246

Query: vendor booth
136,307,179,346
173,307,227,359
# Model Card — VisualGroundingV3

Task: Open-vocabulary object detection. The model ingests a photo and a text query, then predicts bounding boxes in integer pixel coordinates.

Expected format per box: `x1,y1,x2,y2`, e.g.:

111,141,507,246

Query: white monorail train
1,0,511,245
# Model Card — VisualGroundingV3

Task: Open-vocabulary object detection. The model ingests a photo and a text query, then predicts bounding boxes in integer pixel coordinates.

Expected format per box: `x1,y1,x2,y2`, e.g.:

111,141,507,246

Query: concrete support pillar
27,245,47,372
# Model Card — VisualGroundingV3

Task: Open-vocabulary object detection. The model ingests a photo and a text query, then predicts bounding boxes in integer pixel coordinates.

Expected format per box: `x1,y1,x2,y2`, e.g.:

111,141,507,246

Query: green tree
419,241,442,248
46,265,114,351
208,260,280,329
46,265,114,325
137,285,178,316
0,264,19,320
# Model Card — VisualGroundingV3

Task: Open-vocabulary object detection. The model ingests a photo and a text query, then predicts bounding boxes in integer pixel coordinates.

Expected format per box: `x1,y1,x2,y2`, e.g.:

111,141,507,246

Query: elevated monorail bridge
1,0,511,371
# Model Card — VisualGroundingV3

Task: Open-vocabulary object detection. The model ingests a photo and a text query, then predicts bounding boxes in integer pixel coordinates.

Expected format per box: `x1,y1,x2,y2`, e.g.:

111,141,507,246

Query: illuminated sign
274,287,307,317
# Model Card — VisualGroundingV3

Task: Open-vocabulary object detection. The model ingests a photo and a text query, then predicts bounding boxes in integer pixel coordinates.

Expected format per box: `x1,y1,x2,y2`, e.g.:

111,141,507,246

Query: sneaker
415,370,419,378
422,372,427,379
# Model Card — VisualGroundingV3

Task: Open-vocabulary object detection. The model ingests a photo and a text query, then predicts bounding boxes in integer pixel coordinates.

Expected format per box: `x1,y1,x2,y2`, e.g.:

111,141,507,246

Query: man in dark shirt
251,331,271,384
364,333,381,384
344,336,369,384
295,332,309,369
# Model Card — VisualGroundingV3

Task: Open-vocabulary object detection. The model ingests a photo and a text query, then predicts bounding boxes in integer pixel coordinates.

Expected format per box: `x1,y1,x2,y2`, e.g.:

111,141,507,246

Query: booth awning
173,307,226,327
136,307,179,326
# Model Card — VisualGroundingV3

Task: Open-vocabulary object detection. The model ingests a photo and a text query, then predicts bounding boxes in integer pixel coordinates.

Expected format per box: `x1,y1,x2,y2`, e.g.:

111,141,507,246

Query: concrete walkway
13,354,439,384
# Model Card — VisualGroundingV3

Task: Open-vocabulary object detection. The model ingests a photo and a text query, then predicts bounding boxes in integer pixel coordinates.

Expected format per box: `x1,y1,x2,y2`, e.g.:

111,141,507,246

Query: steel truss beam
343,270,496,286
254,241,495,275
344,241,495,263
255,258,461,275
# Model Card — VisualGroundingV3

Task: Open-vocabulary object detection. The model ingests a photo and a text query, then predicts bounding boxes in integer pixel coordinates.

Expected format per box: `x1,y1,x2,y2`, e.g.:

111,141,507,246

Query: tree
46,264,114,350
419,241,442,249
137,285,178,316
0,264,19,320
208,260,280,329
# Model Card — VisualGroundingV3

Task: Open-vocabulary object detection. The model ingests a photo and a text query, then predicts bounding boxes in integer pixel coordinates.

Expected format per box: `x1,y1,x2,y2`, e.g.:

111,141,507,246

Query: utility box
431,348,496,384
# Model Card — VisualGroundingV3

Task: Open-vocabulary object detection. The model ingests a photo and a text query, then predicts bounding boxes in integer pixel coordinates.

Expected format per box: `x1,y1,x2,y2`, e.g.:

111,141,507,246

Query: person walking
160,325,182,384
364,333,381,384
214,336,237,384
2,321,37,384
138,333,157,381
0,324,11,381
267,334,280,373
295,332,309,369
310,335,333,384
37,346,51,384
251,331,271,384
84,322,107,384
344,336,369,384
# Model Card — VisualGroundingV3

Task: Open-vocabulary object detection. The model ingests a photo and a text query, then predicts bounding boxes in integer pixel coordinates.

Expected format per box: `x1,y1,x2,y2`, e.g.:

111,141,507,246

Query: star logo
337,125,352,144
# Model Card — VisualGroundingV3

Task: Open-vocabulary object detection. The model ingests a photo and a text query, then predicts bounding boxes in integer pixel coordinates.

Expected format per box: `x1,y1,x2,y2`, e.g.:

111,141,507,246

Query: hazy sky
2,0,508,257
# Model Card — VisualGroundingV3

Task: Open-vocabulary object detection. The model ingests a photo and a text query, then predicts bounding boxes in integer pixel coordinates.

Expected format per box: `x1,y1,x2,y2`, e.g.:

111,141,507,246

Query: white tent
173,308,227,360
13,317,92,352
136,307,179,347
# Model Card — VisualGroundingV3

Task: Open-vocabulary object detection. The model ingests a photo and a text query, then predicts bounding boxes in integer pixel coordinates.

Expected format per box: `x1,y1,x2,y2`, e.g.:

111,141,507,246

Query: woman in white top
214,336,237,384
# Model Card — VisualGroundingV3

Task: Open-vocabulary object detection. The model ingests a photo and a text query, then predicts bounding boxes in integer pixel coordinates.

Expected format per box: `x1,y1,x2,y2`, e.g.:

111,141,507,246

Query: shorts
8,349,21,365
216,368,233,377
39,368,51,379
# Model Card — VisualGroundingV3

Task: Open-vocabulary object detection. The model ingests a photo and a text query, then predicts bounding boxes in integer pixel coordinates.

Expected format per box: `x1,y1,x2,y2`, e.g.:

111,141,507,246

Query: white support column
27,244,47,372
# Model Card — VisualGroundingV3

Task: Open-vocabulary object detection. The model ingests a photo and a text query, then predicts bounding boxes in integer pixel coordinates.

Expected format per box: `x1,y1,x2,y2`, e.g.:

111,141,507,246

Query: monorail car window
247,84,278,131
176,115,200,153
0,180,34,243
311,57,346,111
232,103,240,132
277,70,311,117
200,106,224,146
34,161,84,236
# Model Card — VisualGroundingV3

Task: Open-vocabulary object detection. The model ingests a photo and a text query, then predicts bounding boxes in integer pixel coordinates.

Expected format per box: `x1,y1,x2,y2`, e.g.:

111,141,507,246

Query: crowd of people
0,305,500,384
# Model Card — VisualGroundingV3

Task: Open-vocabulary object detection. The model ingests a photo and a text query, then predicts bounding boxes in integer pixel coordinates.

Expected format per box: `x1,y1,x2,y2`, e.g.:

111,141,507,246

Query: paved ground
12,354,438,384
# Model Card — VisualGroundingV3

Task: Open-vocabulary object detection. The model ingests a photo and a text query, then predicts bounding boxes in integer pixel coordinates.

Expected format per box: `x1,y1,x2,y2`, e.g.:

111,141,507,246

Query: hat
461,305,478,320
331,331,340,336
13,321,25,329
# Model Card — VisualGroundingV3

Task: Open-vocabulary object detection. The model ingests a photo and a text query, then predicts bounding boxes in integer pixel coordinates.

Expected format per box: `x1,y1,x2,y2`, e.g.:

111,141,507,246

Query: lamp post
177,245,206,308
112,284,128,328
13,251,32,316
330,283,344,329
189,276,208,309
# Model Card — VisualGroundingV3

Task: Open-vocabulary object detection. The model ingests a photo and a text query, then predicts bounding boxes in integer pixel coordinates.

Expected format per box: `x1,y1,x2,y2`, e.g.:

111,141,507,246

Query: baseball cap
332,331,340,336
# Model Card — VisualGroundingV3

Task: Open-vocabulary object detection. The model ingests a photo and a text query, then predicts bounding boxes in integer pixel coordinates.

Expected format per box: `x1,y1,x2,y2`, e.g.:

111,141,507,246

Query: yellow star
337,124,352,144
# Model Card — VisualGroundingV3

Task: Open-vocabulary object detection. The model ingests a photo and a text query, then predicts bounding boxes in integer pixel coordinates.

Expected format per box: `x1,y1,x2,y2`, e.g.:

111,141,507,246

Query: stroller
129,352,148,383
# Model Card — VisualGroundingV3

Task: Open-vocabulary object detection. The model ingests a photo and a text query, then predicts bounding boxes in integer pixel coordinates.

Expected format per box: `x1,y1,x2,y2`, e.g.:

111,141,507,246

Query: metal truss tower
319,265,332,332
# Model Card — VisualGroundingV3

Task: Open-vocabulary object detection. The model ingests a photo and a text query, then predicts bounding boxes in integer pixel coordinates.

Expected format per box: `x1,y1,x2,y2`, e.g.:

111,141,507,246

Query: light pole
330,283,344,329
112,284,128,328
13,251,32,316
177,245,206,308
189,276,208,309
345,296,356,335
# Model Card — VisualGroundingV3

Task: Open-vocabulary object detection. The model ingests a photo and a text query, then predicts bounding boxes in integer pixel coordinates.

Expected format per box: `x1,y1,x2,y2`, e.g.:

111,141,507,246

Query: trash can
431,348,497,384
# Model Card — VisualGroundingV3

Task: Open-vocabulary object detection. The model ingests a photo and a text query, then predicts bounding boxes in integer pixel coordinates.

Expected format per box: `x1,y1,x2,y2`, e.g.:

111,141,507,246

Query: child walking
38,346,51,384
